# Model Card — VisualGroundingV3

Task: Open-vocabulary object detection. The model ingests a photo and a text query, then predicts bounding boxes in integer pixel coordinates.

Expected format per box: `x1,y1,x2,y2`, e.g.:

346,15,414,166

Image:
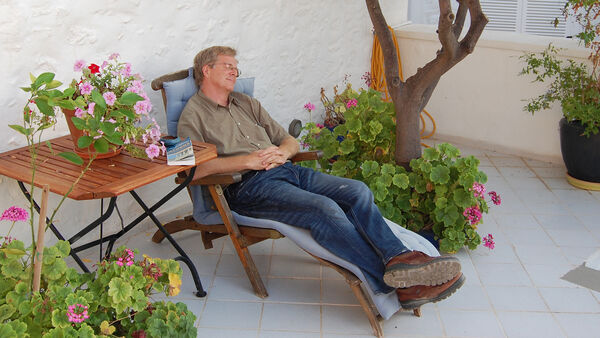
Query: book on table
166,137,195,166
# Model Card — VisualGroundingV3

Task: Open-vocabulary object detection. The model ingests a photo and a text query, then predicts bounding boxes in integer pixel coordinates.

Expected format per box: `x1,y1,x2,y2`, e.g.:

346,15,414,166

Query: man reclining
178,46,465,309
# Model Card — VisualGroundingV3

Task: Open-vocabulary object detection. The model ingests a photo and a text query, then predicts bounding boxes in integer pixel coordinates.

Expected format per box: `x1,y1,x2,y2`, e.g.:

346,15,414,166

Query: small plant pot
63,108,122,159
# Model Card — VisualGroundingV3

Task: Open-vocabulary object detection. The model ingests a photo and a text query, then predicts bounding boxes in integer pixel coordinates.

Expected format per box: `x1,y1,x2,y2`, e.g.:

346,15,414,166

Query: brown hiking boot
383,251,461,288
397,273,465,309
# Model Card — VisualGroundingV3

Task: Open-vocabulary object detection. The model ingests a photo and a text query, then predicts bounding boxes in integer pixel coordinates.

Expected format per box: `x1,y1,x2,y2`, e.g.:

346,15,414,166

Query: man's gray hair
193,46,237,87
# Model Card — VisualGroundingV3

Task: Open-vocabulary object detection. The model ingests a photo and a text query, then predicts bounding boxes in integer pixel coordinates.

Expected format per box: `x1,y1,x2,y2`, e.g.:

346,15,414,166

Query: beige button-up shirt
177,90,290,157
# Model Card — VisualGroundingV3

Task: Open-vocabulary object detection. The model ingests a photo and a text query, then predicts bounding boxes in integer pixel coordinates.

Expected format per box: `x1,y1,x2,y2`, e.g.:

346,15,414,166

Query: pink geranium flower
488,191,501,205
472,182,486,198
304,102,316,112
1,206,29,222
463,205,482,225
483,234,495,249
67,304,89,323
346,98,358,108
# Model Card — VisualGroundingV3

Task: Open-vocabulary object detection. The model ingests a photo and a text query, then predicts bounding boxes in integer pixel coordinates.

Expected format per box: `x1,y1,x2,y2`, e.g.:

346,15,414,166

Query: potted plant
2,69,197,336
301,84,500,253
520,0,600,188
19,53,164,160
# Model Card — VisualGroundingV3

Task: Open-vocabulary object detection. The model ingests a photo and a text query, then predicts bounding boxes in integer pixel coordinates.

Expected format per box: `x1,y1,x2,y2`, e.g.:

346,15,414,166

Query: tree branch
438,0,458,58
453,0,468,38
458,0,488,57
365,0,403,92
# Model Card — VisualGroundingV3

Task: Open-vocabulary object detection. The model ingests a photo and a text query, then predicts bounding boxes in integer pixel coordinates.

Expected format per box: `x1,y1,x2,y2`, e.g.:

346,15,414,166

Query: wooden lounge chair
150,68,421,337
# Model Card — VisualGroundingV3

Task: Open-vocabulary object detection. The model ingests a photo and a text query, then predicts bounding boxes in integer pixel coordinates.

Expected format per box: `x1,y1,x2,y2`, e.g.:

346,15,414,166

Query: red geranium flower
88,63,100,74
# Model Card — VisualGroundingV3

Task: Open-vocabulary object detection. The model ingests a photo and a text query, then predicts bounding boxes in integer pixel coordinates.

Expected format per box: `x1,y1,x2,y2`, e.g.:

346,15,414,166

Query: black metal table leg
128,167,207,297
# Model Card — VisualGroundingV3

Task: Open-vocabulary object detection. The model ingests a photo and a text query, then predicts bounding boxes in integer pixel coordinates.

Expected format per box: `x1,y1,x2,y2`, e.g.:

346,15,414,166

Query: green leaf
345,118,362,133
117,91,144,106
63,87,75,97
58,152,84,165
100,121,117,136
108,277,133,304
111,108,136,120
35,98,54,116
93,138,109,153
8,124,31,136
2,260,24,278
430,166,450,184
392,173,409,189
361,161,380,177
77,135,93,149
70,116,86,130
340,139,355,154
33,72,55,89
422,147,440,161
381,163,396,176
57,100,76,110
437,143,460,158
0,304,16,321
453,188,472,208
91,89,107,109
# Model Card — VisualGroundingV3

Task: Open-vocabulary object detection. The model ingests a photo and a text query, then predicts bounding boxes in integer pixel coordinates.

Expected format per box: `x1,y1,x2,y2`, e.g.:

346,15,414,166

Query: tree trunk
365,0,488,168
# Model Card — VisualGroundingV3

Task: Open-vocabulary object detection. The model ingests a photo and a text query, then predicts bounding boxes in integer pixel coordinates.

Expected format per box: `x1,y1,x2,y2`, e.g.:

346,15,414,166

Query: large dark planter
559,118,600,185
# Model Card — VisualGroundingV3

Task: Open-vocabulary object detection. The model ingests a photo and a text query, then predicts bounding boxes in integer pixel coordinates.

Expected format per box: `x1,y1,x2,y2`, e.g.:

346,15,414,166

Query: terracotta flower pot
62,108,122,160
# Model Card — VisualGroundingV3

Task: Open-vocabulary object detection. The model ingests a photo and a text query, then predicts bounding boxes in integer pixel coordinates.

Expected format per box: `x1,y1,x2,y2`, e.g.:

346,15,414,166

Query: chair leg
208,184,269,298
348,282,384,337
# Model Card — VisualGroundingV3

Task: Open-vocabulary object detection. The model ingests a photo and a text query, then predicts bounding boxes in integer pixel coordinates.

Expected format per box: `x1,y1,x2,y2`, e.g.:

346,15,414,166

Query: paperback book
166,137,195,166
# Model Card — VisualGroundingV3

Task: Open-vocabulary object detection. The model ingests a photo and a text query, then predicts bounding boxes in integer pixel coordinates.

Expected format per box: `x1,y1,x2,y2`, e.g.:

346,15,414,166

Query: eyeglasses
209,62,242,77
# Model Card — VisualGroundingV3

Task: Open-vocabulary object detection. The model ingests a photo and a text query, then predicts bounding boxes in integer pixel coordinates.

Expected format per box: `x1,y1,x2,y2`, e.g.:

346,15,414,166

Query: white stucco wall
395,24,589,163
0,1,408,246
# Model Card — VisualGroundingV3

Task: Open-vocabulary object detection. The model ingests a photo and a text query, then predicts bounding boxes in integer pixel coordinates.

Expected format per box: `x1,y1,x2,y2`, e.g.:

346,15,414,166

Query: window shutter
524,0,566,37
480,0,520,32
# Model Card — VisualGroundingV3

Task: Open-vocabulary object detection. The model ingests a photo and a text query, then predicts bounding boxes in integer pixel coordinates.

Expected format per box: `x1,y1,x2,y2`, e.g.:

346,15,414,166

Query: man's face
204,55,239,92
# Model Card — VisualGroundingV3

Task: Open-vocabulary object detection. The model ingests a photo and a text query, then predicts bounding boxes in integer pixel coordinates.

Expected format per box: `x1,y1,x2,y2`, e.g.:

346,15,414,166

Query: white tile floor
70,143,600,337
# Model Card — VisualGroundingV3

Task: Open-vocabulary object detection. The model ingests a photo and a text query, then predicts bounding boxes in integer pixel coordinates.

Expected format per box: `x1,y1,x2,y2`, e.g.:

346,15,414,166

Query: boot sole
399,274,466,309
383,256,461,288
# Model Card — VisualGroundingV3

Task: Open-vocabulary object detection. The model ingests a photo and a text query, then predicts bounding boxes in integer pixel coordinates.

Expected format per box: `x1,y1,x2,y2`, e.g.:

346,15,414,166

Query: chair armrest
175,172,242,185
291,150,323,163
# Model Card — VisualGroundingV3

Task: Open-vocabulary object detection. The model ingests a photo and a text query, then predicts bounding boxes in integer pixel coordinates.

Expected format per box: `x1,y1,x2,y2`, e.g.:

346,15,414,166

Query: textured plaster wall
0,1,407,245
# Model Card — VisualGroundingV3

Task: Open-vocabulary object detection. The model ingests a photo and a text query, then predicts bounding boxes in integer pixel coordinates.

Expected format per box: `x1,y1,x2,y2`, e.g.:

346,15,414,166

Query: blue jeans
224,162,408,294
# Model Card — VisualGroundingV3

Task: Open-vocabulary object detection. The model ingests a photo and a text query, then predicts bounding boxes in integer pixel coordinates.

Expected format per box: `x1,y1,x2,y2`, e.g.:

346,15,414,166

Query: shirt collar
196,90,240,109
